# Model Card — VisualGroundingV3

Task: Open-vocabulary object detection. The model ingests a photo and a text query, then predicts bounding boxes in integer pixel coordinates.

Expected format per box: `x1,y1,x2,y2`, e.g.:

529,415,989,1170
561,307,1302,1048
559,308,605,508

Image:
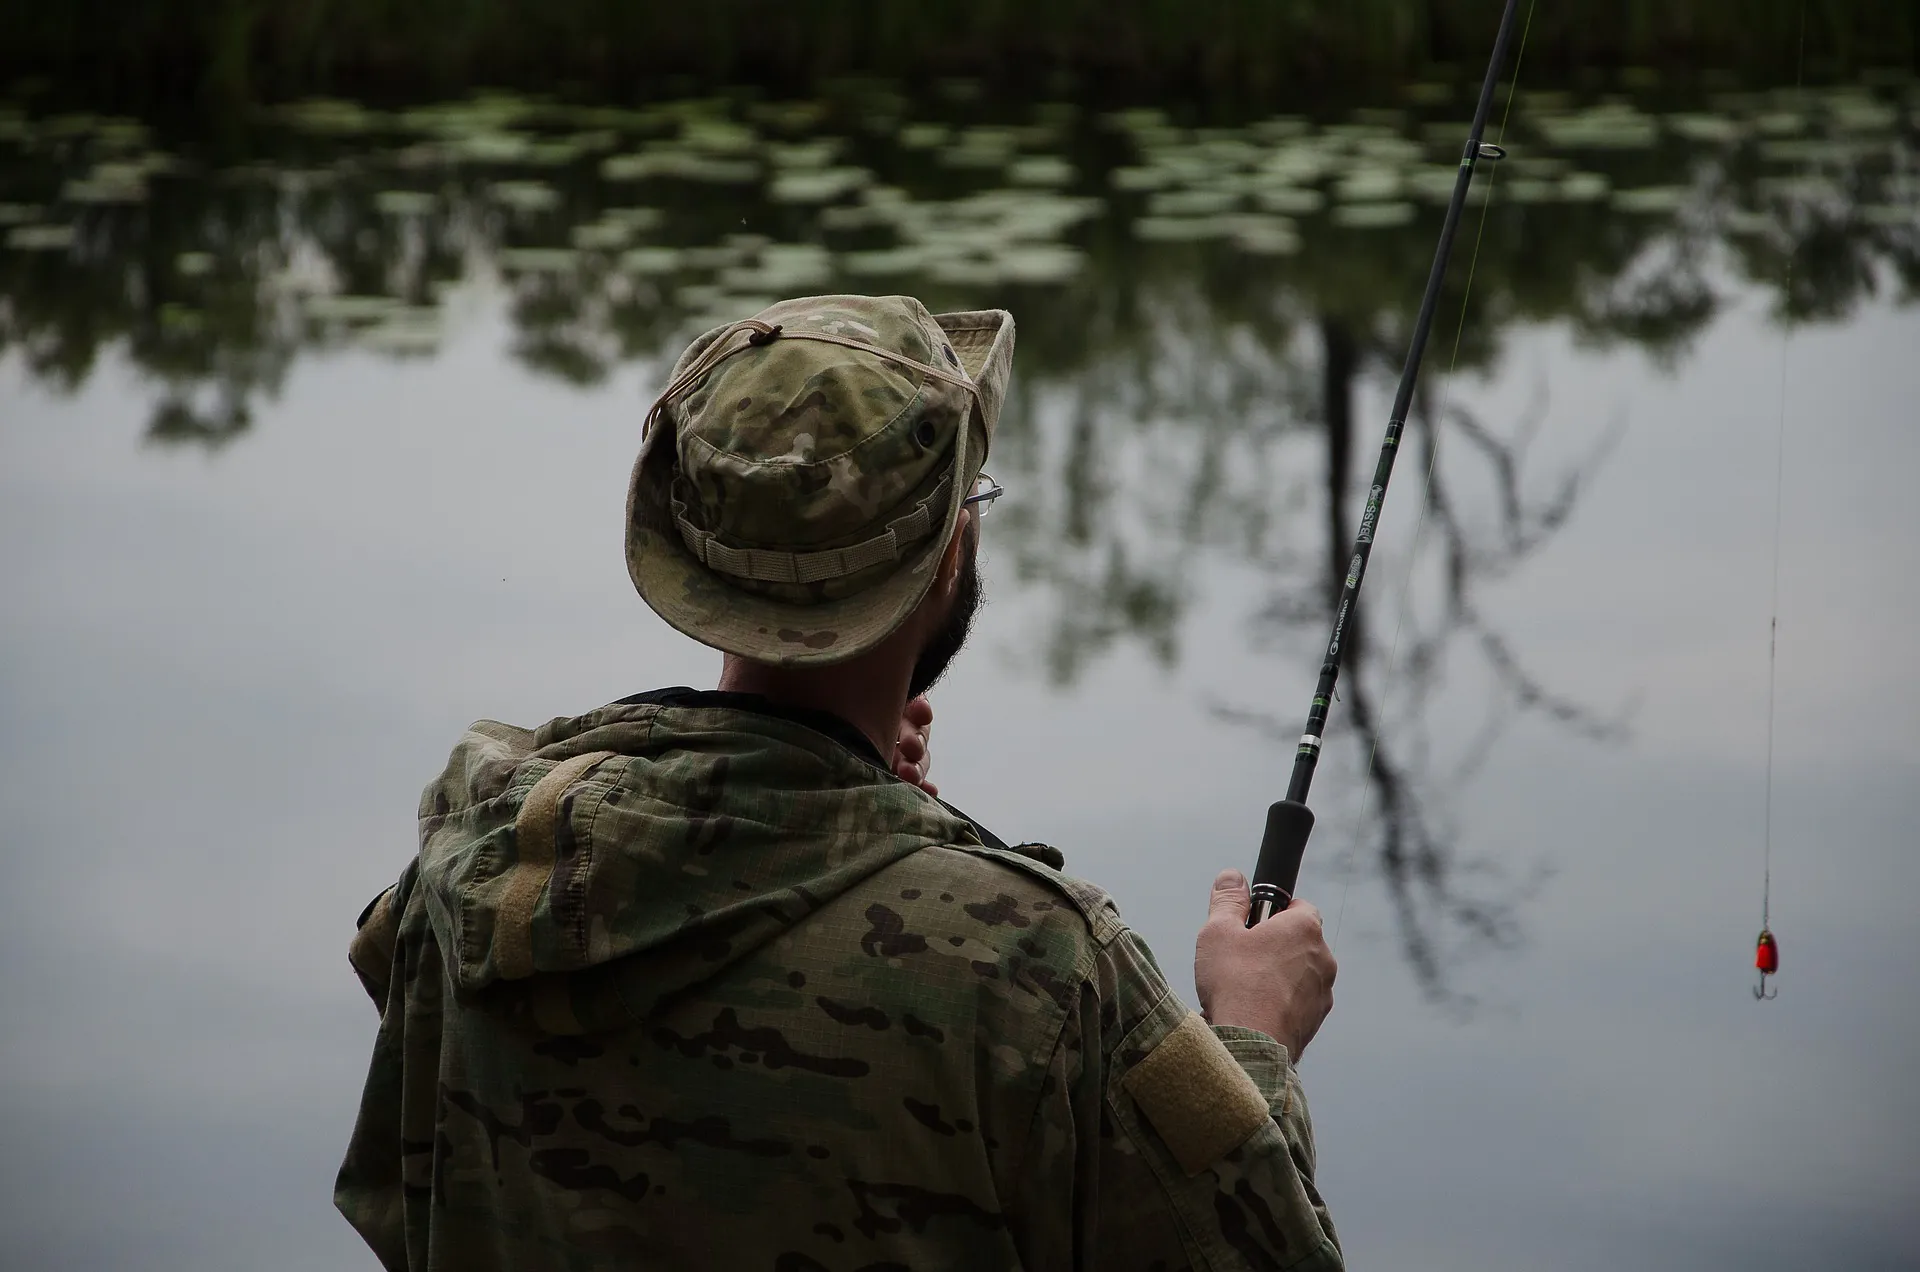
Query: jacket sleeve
334,867,427,1272
1008,928,1343,1271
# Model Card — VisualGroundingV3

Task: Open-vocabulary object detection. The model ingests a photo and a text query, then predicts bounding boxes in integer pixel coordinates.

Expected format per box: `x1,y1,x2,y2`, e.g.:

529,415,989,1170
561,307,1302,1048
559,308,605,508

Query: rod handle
1247,800,1315,926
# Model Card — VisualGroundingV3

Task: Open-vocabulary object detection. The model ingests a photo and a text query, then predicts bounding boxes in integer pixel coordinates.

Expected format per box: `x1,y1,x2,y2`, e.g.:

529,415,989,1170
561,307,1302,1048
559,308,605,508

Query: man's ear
933,516,968,597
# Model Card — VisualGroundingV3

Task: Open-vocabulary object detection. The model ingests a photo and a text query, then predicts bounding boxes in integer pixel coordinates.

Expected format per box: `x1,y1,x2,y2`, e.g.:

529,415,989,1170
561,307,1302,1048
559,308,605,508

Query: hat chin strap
672,473,955,585
642,317,982,442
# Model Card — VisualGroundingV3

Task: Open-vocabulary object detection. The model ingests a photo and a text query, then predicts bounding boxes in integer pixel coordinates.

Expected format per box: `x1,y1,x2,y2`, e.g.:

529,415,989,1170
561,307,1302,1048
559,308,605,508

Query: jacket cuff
1210,1024,1293,1110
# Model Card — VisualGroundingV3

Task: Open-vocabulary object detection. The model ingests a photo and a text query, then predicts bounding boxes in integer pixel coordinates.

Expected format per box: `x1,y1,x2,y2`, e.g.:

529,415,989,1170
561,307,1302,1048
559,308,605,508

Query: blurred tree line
6,0,1915,113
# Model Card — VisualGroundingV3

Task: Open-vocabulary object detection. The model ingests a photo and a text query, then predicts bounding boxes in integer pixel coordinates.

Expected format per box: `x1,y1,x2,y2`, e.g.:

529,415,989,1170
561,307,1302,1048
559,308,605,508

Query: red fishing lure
1753,927,1778,999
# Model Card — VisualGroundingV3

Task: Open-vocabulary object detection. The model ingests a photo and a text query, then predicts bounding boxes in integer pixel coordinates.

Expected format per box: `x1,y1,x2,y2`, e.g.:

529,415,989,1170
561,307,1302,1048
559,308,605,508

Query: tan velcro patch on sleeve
1122,1011,1274,1177
496,750,615,981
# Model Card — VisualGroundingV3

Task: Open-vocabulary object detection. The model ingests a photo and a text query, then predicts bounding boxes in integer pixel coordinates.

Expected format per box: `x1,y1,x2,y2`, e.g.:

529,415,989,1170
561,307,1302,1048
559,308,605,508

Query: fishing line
1329,0,1537,954
1754,0,1807,1000
1244,0,1532,930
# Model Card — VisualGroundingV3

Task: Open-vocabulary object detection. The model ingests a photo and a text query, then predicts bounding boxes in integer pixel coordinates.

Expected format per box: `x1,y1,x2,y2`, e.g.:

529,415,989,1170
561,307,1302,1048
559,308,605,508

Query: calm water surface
2,80,1918,1269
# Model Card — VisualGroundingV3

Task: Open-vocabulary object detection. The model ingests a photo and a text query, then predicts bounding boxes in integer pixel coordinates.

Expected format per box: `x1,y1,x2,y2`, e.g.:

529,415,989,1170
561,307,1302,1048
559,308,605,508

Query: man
337,294,1342,1270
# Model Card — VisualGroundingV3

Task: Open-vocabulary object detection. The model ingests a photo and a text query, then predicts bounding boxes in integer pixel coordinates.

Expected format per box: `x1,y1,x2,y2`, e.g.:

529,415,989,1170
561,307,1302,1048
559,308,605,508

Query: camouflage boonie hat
626,294,1015,665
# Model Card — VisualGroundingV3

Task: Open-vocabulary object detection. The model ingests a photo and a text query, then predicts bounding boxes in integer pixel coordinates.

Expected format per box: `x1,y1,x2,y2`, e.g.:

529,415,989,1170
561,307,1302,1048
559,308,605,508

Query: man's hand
1194,869,1337,1062
892,695,937,796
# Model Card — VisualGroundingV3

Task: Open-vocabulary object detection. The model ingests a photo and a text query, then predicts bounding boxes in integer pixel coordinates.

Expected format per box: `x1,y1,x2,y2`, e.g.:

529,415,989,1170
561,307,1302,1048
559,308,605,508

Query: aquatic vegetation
0,76,1912,399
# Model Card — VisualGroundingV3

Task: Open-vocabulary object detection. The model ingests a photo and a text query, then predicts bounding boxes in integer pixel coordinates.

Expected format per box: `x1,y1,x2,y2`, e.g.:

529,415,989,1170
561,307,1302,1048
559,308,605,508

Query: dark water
3,78,1918,1269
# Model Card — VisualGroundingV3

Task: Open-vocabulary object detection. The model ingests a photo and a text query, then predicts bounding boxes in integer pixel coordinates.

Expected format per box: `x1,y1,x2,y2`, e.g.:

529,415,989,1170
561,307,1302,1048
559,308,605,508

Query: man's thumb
1208,869,1250,924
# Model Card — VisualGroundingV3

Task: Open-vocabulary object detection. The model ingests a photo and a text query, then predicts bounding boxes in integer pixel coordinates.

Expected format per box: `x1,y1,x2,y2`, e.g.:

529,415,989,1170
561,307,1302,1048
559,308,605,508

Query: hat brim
625,305,1015,666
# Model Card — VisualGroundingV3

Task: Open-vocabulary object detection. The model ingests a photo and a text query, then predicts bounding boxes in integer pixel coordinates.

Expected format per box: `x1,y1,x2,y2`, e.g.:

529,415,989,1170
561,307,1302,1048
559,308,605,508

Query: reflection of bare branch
1209,665,1546,1013
1223,328,1625,1005
1394,386,1629,743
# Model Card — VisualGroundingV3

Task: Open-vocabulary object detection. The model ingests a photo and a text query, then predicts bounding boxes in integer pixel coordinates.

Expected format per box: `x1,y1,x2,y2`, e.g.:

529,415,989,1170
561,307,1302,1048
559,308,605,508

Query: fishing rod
1248,0,1525,926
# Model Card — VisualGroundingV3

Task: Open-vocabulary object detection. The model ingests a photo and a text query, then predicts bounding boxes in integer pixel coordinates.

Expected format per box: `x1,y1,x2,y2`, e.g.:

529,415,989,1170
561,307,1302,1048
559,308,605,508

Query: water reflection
1216,368,1628,1004
2,80,1914,995
3,83,1912,440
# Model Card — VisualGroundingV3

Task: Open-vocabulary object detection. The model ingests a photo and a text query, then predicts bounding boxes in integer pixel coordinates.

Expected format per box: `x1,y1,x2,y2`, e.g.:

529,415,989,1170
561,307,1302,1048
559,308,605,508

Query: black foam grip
1253,800,1315,900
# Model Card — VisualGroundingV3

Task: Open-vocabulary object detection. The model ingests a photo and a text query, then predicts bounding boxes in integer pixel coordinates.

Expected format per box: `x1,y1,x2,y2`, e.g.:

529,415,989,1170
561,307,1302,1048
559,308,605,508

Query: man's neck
717,652,909,764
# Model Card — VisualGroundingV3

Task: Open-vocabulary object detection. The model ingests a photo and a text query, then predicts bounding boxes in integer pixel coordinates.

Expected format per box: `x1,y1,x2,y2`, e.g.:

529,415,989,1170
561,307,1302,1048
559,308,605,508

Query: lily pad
819,205,886,230
1336,167,1401,202
940,147,1014,171
769,167,873,203
620,247,684,275
841,247,930,276
1560,172,1611,202
6,224,76,250
601,154,654,181
1226,215,1301,255
1332,202,1416,228
1504,178,1564,204
1667,114,1744,144
1756,139,1829,164
1008,157,1075,187
1831,100,1898,132
375,190,435,216
281,99,387,135
1148,189,1239,217
752,101,829,132
449,132,536,164
603,207,665,229
63,169,147,203
898,124,952,150
1613,186,1689,214
1752,112,1806,137
663,154,761,184
305,294,406,323
768,140,843,169
498,247,581,272
724,244,833,291
1134,216,1229,242
1253,187,1326,215
1534,108,1658,149
989,243,1085,284
521,139,588,167
1406,166,1489,204
361,313,443,354
1722,209,1775,236
1759,175,1843,202
682,119,757,154
1112,166,1177,192
1859,204,1916,228
489,180,561,212
572,222,633,251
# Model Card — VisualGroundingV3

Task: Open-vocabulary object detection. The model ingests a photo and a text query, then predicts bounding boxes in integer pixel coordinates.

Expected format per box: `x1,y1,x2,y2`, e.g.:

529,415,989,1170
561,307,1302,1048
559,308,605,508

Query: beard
908,520,982,699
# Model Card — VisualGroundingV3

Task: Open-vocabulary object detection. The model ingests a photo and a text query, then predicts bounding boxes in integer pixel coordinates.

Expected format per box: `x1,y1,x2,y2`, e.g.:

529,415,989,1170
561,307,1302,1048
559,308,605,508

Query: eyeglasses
962,473,1004,517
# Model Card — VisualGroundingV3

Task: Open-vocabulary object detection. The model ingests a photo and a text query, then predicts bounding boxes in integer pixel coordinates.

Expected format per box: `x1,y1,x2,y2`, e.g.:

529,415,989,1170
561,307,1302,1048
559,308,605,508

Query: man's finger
1282,899,1323,930
895,733,926,765
1207,869,1250,924
904,696,934,729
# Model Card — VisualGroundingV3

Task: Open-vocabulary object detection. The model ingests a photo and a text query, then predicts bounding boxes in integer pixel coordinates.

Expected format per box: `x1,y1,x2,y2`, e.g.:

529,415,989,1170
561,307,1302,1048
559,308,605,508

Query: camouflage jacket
336,694,1342,1270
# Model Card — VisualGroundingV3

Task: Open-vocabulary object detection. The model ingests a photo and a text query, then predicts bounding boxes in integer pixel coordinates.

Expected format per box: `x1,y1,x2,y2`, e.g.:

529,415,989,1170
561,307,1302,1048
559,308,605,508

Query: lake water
3,78,1918,1270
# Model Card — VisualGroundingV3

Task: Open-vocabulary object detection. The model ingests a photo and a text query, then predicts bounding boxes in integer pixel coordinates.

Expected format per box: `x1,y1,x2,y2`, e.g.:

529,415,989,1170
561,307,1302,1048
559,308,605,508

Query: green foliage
4,0,1914,112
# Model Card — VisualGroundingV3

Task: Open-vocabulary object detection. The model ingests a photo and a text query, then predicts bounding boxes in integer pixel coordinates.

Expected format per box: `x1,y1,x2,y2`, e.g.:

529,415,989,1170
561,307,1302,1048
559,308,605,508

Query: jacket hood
413,699,977,1034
